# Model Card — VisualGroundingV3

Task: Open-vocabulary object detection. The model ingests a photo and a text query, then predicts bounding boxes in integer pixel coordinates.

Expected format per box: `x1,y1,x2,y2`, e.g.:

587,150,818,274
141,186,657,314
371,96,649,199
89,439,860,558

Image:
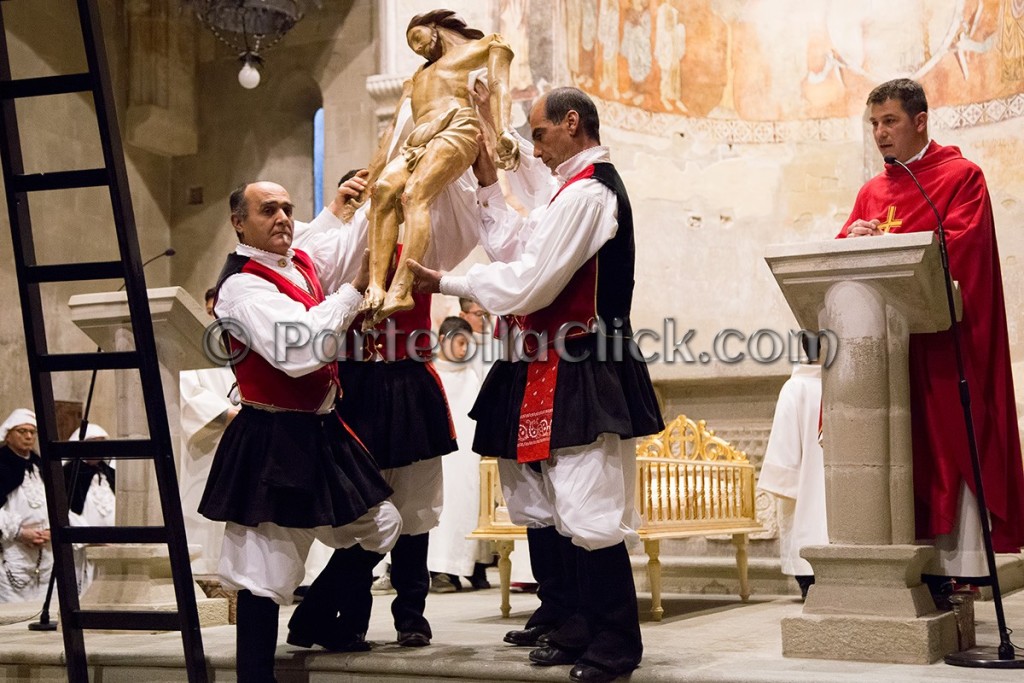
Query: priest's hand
406,259,443,294
847,219,883,237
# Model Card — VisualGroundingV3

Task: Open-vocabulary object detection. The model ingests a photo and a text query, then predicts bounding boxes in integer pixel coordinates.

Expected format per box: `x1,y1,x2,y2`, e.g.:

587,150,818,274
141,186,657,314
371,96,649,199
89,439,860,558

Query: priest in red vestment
837,78,1024,581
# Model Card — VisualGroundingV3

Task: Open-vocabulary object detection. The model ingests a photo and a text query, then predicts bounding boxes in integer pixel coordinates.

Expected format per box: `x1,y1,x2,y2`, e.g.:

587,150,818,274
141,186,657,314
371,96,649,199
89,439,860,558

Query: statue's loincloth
401,106,481,172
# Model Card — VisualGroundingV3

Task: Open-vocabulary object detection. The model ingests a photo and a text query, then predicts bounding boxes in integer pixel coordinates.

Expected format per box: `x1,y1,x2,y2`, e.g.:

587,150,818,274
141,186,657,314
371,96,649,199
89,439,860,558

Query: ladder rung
12,168,108,192
60,526,168,544
73,609,182,631
0,73,93,99
38,351,139,372
48,438,159,460
25,261,124,284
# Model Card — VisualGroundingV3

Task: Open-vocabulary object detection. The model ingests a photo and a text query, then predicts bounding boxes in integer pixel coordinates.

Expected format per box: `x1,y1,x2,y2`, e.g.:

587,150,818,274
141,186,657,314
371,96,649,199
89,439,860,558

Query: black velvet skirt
198,405,392,528
336,359,457,469
470,334,665,459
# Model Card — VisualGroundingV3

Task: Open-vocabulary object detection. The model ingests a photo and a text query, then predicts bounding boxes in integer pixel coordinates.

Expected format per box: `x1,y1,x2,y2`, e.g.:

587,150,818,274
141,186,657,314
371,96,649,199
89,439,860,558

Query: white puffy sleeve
215,275,363,377
441,183,618,316
292,207,369,295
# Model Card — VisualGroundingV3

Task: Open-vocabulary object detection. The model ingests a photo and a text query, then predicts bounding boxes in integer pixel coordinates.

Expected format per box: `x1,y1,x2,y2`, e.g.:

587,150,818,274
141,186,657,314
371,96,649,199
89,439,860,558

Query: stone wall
0,0,173,430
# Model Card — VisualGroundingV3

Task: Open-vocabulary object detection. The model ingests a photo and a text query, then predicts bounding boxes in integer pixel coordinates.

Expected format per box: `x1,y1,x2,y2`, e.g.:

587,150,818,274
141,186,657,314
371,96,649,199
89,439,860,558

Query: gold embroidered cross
877,205,902,233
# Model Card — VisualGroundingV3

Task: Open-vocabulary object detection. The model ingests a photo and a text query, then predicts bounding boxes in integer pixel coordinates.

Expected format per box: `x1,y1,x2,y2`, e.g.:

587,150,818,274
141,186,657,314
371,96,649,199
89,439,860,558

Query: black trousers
388,531,432,636
524,525,578,631
543,539,643,675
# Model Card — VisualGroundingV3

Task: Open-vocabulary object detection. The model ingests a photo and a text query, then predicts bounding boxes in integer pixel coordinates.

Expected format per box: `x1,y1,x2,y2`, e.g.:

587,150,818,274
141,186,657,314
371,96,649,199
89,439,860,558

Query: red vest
506,163,634,356
226,250,340,412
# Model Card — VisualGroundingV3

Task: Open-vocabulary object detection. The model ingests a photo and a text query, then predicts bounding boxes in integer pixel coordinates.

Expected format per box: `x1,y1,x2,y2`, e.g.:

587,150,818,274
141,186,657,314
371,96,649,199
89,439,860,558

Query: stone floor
1,577,1024,682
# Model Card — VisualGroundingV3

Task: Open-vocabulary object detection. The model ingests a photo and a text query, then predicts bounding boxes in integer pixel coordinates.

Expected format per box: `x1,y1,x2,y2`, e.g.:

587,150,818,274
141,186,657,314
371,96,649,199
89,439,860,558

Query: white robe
178,366,236,576
427,358,485,576
0,464,53,603
68,470,115,594
757,364,828,576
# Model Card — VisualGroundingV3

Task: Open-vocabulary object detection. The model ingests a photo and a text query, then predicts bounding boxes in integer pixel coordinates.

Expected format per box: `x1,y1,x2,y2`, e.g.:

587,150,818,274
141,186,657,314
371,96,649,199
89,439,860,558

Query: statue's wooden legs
367,135,477,327
364,159,410,324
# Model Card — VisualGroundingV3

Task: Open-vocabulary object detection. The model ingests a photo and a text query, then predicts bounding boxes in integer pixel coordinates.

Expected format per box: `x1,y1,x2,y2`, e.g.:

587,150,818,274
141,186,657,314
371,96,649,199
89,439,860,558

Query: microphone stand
28,248,174,632
884,155,1023,668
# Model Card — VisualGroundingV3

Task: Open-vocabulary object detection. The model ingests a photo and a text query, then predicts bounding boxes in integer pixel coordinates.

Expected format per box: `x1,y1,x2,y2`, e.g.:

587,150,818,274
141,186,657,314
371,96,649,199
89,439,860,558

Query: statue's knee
372,177,400,203
402,182,431,208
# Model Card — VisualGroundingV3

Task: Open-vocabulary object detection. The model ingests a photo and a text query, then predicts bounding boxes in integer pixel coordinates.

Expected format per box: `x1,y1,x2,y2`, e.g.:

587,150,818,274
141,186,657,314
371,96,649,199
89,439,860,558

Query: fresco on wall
545,0,1024,140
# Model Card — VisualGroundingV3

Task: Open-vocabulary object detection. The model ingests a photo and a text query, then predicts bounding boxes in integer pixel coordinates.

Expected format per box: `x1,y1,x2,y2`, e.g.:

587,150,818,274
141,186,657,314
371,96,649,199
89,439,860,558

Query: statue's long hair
407,10,485,60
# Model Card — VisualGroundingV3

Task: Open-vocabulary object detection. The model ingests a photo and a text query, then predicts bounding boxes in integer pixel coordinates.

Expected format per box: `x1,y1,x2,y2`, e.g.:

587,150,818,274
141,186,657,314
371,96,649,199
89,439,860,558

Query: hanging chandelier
183,0,322,89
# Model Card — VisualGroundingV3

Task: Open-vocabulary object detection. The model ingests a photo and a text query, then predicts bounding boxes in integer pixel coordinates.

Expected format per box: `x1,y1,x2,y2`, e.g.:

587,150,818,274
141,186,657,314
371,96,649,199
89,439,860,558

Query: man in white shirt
199,180,401,682
410,87,663,683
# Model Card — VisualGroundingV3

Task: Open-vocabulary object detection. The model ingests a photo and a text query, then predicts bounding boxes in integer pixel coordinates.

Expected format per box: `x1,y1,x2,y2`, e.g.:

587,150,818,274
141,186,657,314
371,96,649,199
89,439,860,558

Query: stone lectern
68,286,227,626
764,232,961,664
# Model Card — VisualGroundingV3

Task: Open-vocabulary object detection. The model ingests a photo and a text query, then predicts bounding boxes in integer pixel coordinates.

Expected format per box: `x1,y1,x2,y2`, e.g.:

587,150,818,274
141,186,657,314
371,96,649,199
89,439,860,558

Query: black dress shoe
569,663,619,682
503,624,552,646
397,631,431,647
528,644,578,666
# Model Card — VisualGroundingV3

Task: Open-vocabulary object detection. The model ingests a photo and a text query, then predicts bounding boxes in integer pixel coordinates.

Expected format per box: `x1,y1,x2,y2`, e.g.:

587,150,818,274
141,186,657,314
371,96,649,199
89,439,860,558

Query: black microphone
141,247,176,267
118,248,175,291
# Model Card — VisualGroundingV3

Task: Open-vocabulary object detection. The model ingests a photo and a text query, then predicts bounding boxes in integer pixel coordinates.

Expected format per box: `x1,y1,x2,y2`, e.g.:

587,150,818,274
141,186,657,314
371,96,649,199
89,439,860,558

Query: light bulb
238,62,261,89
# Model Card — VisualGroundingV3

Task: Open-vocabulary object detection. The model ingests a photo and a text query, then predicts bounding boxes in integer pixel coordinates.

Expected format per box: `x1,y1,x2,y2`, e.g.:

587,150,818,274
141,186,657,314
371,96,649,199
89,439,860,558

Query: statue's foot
370,292,415,327
360,285,386,313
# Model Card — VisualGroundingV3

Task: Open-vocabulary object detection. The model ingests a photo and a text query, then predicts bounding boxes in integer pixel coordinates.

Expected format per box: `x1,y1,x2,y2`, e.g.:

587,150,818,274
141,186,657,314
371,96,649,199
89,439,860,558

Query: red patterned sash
515,164,595,463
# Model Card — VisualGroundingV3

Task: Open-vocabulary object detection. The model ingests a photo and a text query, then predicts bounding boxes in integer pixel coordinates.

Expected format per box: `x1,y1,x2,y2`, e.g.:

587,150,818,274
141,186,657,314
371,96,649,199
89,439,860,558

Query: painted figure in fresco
655,1,687,110
359,10,520,327
620,0,652,103
598,0,621,97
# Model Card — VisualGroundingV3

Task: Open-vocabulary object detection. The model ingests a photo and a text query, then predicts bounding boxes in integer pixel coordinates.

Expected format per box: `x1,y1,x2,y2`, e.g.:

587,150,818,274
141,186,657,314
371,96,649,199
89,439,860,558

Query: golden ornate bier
470,415,762,621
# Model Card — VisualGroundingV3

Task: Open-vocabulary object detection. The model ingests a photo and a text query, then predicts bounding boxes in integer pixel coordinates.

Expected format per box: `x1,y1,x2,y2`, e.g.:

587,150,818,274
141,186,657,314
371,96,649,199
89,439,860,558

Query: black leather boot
389,532,432,644
574,542,642,676
287,544,381,651
236,589,280,683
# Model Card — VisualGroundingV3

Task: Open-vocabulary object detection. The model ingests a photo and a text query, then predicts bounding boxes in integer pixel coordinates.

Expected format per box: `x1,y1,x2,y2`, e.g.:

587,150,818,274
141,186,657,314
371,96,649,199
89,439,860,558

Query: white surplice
178,366,236,576
0,462,52,603
427,358,484,576
757,364,828,576
68,470,115,594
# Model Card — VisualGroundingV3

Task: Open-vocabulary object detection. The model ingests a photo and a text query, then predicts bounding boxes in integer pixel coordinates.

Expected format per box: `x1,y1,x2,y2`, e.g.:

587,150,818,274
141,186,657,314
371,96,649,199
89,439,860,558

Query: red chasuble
837,141,1024,552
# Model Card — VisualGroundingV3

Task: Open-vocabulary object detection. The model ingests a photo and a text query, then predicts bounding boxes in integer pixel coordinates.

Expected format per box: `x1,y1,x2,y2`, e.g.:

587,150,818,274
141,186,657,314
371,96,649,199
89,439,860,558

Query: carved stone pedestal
82,545,228,627
766,233,963,664
782,545,956,663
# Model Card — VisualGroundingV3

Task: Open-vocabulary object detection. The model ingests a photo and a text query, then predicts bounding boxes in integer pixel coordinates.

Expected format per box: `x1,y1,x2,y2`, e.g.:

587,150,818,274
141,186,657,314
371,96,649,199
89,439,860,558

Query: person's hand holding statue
473,79,519,174
405,259,443,294
328,169,370,221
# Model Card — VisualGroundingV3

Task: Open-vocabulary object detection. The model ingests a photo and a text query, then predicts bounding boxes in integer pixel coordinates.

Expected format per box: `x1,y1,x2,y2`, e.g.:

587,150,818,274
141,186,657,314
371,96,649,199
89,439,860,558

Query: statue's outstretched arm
486,36,519,171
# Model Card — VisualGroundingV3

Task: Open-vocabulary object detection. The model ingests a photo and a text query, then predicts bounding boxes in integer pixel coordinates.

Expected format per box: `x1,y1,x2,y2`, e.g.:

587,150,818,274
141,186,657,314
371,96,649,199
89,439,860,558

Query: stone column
765,233,959,664
125,0,198,157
